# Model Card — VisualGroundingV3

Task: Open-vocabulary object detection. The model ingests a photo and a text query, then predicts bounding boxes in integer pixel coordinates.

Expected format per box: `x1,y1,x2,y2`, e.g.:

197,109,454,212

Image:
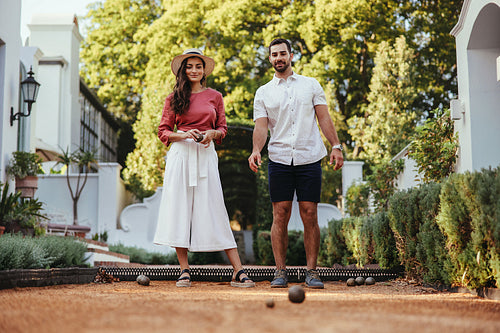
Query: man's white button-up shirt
253,72,328,166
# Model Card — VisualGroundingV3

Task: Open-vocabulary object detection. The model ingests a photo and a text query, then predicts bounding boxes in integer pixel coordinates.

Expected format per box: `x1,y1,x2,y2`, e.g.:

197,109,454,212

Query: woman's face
185,57,205,84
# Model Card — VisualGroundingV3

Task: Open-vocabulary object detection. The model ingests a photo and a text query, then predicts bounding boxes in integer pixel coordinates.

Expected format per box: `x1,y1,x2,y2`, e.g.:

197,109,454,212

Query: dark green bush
345,182,371,217
0,234,87,270
255,231,274,265
319,218,353,267
109,243,178,265
371,212,399,269
437,168,499,288
254,230,307,266
388,187,423,279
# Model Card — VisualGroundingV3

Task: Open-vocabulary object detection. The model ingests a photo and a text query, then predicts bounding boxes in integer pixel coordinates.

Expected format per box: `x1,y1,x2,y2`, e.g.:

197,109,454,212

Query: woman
154,49,255,288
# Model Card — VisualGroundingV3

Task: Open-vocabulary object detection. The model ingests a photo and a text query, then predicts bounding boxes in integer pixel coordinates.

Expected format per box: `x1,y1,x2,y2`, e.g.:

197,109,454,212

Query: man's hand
248,151,262,173
329,148,344,170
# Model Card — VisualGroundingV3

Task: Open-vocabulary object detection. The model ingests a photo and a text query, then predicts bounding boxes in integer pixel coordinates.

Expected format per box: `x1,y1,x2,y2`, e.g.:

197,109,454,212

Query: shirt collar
272,72,298,86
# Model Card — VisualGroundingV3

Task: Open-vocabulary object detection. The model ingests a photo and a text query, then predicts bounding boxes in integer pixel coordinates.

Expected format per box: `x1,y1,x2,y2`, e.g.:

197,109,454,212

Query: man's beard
273,60,290,73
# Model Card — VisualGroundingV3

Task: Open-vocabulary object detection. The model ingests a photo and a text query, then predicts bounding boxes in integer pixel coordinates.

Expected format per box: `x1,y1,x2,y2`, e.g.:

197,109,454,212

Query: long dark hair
170,56,206,115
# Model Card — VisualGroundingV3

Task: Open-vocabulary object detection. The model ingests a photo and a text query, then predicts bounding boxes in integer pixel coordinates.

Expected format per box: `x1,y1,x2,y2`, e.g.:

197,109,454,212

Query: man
248,38,344,289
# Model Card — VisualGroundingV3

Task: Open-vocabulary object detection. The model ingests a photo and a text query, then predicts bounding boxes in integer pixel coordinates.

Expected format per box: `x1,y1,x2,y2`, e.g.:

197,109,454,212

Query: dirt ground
1,278,500,333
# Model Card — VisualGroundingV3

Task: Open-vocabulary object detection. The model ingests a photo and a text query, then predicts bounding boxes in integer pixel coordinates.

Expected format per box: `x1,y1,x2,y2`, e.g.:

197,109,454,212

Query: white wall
27,14,82,154
451,0,500,173
0,1,22,183
37,163,134,240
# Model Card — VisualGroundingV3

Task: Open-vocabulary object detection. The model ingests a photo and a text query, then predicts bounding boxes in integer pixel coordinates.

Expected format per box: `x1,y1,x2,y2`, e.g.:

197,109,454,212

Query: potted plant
0,182,47,236
6,151,44,198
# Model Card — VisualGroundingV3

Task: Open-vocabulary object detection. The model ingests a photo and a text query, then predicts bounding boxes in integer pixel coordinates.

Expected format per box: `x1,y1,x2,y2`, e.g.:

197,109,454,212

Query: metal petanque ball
347,278,356,286
136,274,150,286
265,298,275,308
195,133,204,142
365,277,376,285
355,276,365,285
288,285,305,303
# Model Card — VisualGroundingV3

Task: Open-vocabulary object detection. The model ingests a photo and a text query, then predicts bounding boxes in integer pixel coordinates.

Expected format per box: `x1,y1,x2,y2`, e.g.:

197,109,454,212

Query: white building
450,0,500,173
0,1,23,184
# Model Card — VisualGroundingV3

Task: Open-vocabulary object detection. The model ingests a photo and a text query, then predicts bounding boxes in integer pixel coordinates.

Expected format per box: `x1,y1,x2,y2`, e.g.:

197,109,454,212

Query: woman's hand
200,129,220,147
186,129,204,142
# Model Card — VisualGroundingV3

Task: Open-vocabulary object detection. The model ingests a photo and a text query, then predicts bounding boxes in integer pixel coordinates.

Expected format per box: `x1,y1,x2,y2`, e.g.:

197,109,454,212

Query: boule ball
136,274,150,286
365,277,376,285
265,298,275,308
288,285,305,303
355,276,365,285
346,278,356,286
195,133,204,142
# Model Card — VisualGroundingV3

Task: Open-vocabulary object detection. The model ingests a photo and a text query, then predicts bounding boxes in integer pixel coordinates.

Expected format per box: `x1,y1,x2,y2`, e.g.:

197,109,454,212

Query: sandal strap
178,268,191,281
235,269,248,282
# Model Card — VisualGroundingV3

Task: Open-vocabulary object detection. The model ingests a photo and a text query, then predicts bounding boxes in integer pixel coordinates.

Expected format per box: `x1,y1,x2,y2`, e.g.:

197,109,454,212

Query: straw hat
171,48,215,76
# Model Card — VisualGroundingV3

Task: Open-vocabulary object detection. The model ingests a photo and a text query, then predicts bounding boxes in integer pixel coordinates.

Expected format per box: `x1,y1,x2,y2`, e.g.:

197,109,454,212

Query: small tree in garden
57,148,98,225
407,108,458,183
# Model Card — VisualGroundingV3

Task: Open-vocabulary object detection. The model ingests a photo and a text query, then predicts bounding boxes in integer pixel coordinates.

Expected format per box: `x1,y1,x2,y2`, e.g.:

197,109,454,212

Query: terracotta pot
0,226,5,236
15,175,38,198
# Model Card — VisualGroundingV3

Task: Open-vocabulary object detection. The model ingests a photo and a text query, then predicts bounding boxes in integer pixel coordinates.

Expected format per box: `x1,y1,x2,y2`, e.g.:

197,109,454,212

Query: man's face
269,43,293,73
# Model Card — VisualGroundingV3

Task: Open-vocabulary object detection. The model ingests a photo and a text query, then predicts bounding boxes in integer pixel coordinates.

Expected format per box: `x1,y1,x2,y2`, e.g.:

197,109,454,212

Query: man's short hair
269,38,291,54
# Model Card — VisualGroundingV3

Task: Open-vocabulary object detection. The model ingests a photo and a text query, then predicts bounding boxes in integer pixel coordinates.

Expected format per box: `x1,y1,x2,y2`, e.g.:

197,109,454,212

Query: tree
348,36,418,164
407,108,458,183
57,148,98,225
80,0,463,203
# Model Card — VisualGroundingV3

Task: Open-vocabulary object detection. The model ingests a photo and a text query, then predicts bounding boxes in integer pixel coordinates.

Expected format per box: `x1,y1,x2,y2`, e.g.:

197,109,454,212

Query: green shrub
109,243,178,265
252,156,273,263
345,182,371,217
371,212,399,269
437,168,499,288
254,230,307,266
319,218,353,267
388,187,422,279
342,217,364,267
37,236,88,268
255,231,274,265
0,234,87,270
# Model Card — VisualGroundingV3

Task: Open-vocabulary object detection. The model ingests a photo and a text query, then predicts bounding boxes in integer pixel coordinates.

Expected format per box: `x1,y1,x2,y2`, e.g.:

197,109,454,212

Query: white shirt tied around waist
174,131,211,187
253,72,328,166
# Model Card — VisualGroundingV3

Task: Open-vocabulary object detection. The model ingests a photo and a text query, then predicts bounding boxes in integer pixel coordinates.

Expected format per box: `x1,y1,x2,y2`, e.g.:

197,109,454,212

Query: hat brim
171,54,215,77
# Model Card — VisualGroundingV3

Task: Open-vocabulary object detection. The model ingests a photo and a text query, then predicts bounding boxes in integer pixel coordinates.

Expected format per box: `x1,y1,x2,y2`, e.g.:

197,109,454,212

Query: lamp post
10,66,41,126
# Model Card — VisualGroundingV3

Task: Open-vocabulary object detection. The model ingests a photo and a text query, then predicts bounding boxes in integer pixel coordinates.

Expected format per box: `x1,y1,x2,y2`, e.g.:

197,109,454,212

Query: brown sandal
231,269,255,288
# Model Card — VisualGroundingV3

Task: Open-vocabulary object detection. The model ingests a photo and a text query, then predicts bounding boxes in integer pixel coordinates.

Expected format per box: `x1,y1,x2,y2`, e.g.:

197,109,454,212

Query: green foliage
320,159,342,206
408,108,458,183
371,212,399,269
437,168,500,288
388,182,451,282
0,182,47,234
109,243,178,265
0,182,22,224
345,181,370,217
81,0,462,220
319,218,353,267
6,151,44,179
254,230,306,266
366,159,404,211
349,36,418,163
255,231,274,265
0,234,88,270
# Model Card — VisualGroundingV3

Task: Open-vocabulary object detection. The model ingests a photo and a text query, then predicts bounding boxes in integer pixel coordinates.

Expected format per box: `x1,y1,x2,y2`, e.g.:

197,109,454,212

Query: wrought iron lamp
10,66,41,126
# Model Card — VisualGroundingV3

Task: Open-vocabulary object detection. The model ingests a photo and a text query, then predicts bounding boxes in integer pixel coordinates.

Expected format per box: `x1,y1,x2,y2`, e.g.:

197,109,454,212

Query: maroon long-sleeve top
158,88,228,147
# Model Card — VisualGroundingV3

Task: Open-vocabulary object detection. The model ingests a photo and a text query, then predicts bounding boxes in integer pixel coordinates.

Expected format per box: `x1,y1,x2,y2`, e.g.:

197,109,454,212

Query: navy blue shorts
268,159,322,202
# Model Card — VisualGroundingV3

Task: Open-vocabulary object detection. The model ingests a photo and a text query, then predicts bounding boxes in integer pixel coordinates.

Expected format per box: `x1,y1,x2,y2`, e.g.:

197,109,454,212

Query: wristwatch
332,144,343,151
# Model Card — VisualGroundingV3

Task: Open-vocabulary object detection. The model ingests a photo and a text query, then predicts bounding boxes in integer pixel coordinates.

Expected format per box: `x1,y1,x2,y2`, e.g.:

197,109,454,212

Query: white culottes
153,139,237,252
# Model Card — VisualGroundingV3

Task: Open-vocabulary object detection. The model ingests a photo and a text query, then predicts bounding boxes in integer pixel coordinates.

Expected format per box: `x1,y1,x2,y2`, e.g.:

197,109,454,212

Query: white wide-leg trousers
153,139,237,252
